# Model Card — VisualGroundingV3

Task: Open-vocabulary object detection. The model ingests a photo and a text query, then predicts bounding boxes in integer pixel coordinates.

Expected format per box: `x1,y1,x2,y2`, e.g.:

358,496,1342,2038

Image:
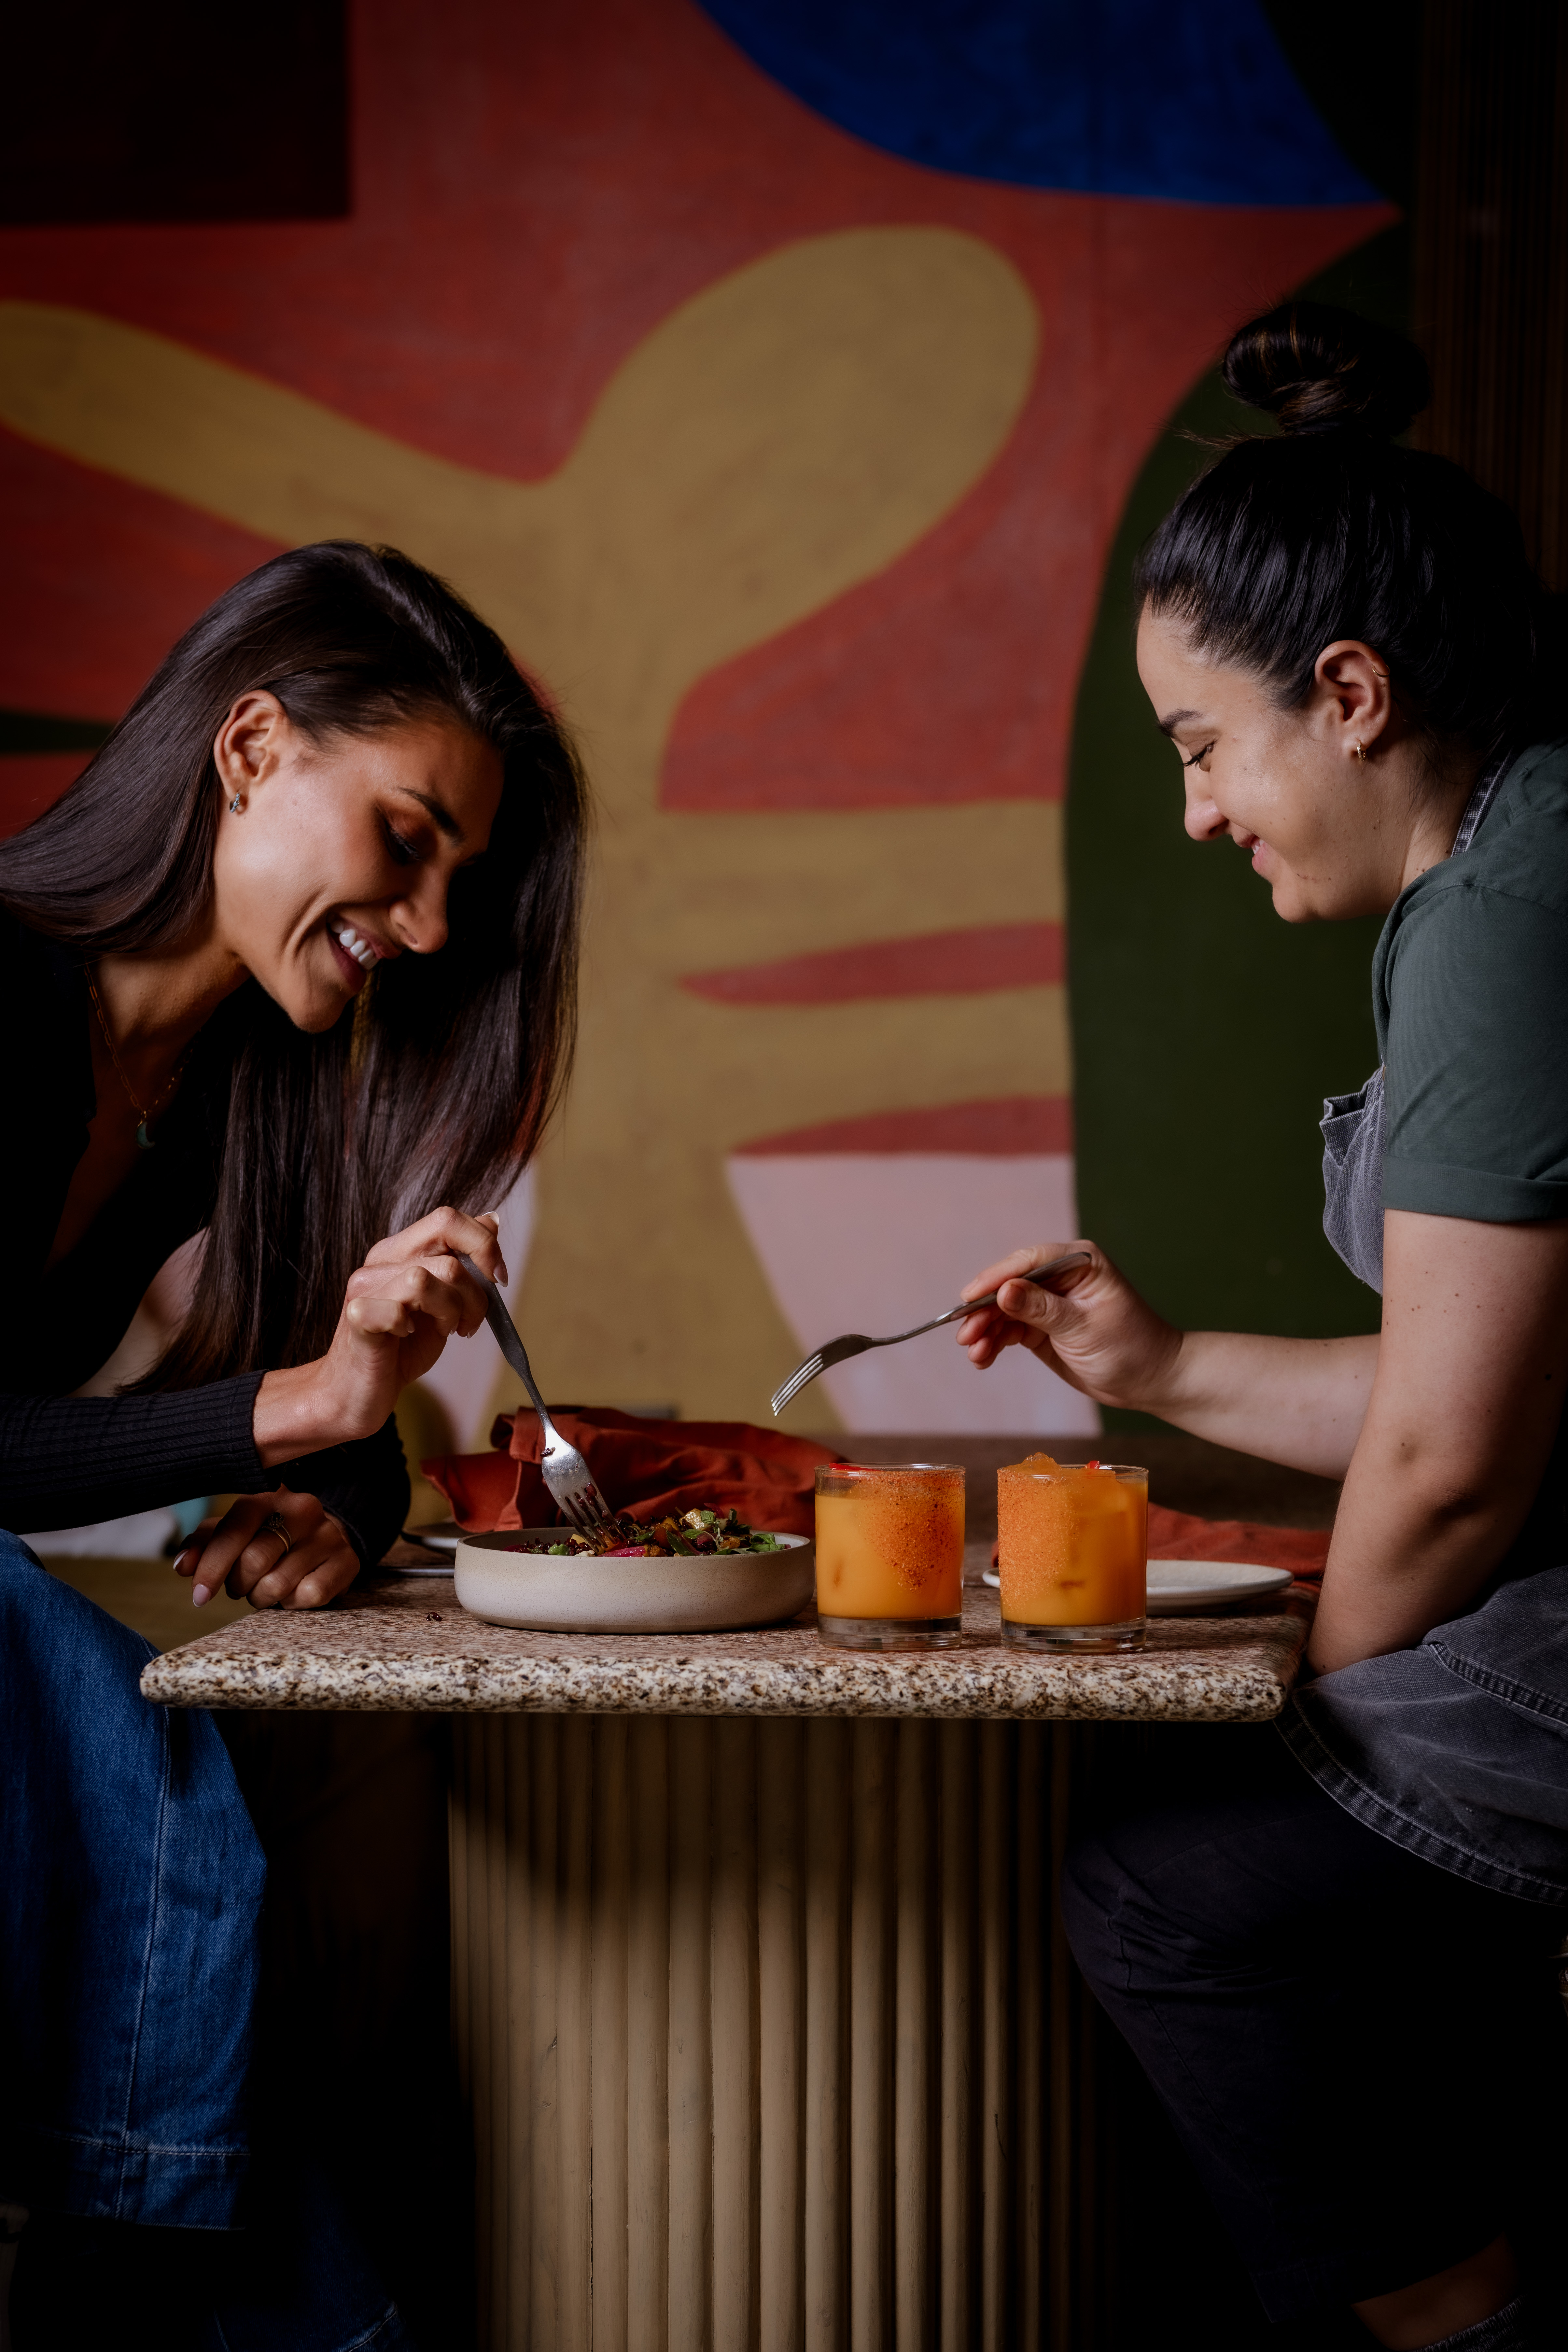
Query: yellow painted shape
618,802,1062,973
0,229,1036,769
0,230,1058,1427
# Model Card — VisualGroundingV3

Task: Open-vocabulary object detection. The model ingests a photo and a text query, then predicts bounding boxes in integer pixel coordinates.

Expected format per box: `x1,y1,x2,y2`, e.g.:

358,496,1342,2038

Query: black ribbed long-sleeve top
3,910,407,1564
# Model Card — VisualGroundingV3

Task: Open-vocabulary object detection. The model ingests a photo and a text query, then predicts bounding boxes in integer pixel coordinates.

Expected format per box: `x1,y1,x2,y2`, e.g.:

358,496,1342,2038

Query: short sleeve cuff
1382,1154,1568,1223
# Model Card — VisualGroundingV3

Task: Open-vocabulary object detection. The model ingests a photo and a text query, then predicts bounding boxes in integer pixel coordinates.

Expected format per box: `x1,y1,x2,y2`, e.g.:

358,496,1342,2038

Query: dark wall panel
1,0,348,226
1416,0,1568,589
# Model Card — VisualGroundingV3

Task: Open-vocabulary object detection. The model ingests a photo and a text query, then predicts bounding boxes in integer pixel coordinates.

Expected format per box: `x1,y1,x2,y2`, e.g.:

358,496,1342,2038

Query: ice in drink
996,1455,1147,1651
814,1464,964,1650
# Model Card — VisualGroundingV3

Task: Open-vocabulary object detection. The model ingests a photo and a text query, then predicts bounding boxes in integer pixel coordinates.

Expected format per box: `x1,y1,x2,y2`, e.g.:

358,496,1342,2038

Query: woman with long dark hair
0,540,586,2346
960,308,1568,2349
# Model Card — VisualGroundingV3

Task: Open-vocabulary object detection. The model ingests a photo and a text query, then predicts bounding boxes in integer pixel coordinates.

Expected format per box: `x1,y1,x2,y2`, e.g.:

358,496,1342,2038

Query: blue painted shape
697,1,1381,206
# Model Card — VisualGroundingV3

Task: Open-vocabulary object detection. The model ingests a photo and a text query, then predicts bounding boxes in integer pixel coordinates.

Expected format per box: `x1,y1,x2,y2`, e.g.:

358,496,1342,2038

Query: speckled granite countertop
141,1551,1308,1721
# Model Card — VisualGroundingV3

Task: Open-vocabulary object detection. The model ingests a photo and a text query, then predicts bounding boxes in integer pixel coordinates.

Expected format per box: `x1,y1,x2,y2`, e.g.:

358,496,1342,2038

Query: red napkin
989,1506,1331,1581
1148,1505,1330,1581
423,1406,845,1538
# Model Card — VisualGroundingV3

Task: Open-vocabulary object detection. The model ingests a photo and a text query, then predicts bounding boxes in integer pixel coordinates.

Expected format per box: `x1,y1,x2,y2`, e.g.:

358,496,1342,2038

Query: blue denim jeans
0,1533,412,2348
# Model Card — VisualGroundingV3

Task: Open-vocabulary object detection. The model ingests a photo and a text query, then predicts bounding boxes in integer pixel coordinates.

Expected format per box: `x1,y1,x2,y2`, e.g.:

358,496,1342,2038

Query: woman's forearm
1140,1330,1379,1480
253,1362,343,1464
0,1377,266,1530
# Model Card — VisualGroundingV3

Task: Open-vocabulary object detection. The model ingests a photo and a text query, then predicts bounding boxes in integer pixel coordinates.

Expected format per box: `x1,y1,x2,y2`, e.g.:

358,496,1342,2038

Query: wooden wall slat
591,1715,631,2350
803,1720,850,2351
627,1718,670,2352
1416,0,1568,590
848,1719,893,2351
758,1720,806,2352
667,1720,713,2348
937,1722,977,2352
894,1723,935,2352
712,1718,761,2351
451,1715,1101,2351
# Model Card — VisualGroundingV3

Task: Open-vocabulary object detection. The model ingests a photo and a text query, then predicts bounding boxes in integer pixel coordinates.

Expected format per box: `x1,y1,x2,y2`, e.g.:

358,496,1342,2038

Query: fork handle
458,1253,555,1432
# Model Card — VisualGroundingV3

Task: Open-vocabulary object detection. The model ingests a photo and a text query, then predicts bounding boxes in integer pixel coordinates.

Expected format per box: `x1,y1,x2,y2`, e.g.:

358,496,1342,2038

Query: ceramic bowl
452,1528,815,1633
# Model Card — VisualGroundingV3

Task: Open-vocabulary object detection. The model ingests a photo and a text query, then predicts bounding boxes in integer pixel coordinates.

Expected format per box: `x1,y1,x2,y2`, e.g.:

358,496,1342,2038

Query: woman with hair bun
0,541,585,2345
959,305,1568,2349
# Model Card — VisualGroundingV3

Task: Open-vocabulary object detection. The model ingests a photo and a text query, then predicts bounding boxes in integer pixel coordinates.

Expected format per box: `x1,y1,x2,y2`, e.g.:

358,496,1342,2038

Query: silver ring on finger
257,1510,293,1563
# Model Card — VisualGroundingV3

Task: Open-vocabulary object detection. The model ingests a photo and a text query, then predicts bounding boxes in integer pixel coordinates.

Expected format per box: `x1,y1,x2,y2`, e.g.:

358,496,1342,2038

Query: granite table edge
141,1576,1308,1722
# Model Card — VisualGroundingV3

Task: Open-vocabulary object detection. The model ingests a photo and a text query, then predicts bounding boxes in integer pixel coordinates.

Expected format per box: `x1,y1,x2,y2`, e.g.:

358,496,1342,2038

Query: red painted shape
0,0,1391,770
0,430,291,722
663,196,1393,812
732,1096,1073,1155
681,922,1062,1005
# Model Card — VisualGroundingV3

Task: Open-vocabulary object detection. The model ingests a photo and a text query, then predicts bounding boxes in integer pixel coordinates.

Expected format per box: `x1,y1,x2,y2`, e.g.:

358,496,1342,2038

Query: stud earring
229,794,244,813
1353,741,1367,763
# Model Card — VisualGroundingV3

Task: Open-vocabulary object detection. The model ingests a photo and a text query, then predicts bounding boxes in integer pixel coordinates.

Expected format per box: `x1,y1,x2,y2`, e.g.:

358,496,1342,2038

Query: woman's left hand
174,1486,360,1611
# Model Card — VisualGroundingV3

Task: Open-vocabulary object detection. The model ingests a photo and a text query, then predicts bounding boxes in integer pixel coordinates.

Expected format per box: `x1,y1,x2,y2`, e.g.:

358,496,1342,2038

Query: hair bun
1222,301,1430,440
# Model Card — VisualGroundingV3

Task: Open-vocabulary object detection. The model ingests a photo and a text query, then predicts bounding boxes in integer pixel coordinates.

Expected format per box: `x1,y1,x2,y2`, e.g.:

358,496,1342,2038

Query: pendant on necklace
136,1121,154,1151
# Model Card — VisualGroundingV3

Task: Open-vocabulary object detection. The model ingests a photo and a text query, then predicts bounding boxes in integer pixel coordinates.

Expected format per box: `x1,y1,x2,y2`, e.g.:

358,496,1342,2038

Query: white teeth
331,921,378,971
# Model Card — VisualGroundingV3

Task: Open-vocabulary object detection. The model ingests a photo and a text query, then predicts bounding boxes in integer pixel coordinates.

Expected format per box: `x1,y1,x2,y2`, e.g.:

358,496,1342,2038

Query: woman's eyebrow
393,785,464,842
1157,707,1209,738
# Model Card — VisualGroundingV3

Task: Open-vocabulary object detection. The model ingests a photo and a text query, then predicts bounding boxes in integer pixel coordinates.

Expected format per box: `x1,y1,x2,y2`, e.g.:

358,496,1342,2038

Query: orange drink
996,1455,1148,1651
813,1464,964,1650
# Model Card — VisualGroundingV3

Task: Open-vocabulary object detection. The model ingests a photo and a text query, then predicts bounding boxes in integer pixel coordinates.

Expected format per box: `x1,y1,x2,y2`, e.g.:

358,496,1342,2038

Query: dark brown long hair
0,541,586,1386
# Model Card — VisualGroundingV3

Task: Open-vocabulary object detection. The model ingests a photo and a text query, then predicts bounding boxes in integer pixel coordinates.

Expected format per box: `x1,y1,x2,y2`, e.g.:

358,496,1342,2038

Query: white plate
454,1528,816,1632
979,1560,1294,1612
379,1522,462,1575
1146,1561,1294,1612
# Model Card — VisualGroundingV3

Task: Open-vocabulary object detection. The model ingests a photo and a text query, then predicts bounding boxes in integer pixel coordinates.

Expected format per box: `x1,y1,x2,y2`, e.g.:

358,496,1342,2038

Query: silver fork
769,1250,1093,1417
458,1254,644,1542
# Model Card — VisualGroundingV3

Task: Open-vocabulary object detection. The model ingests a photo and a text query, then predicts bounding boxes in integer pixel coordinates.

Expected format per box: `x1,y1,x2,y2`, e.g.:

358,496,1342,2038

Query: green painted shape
1068,230,1411,1430
0,709,111,754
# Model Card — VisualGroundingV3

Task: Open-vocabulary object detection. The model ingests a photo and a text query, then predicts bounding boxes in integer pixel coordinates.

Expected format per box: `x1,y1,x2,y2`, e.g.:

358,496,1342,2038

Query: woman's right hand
955,1241,1184,1415
253,1205,508,1462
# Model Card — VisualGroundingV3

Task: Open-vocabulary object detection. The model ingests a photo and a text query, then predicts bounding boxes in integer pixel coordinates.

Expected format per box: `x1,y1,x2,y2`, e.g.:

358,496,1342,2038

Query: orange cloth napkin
990,1506,1331,1581
423,1407,845,1538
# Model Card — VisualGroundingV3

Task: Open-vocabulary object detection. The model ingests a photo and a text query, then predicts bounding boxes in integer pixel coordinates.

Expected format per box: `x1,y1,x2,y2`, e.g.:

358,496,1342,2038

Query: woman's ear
1313,640,1393,759
213,690,290,812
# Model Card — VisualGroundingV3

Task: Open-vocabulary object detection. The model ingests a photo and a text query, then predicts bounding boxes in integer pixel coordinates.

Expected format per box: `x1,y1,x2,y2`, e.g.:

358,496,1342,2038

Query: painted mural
0,0,1391,1441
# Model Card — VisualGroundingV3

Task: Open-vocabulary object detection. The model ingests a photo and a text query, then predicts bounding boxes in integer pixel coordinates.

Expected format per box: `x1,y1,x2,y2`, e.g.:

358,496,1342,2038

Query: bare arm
1140,1329,1378,1480
958,1222,1568,1673
1309,1209,1568,1670
956,1242,1379,1479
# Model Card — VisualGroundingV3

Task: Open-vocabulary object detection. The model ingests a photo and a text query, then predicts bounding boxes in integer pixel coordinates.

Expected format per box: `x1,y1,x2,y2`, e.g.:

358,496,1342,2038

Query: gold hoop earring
1353,741,1367,763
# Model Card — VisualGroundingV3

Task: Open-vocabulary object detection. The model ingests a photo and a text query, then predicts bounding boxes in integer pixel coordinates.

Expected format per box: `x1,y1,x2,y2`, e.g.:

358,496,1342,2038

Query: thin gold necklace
86,968,185,1150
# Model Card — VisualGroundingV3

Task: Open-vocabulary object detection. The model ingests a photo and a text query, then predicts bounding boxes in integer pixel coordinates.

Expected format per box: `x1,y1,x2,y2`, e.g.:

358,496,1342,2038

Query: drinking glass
996,1457,1147,1651
813,1463,964,1649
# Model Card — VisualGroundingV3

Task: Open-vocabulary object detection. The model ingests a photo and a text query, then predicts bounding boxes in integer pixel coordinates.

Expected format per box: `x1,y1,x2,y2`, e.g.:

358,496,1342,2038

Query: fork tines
770,1354,824,1417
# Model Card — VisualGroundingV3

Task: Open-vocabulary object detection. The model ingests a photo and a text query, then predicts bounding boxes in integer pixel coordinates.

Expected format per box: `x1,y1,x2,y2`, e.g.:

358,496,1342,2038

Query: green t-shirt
1377,737,1568,1225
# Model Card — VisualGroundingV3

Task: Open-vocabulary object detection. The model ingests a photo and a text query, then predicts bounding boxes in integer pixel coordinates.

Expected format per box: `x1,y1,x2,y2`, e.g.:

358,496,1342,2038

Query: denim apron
1281,761,1568,1908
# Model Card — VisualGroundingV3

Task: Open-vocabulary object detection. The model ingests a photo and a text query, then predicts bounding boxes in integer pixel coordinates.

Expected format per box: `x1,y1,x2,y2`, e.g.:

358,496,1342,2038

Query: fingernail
192,1585,210,1607
497,1260,510,1289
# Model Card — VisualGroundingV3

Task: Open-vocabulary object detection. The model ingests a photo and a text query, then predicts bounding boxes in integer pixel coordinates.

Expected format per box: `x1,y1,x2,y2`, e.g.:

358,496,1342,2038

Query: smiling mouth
328,918,386,978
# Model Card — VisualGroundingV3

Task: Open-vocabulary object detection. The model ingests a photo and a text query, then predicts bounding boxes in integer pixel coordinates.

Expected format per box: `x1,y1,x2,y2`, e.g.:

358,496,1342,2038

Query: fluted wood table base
450,1713,1100,2352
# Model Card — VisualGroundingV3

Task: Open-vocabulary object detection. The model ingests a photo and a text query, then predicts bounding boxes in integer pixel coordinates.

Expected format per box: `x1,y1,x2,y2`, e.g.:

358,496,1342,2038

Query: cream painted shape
0,231,1054,1423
